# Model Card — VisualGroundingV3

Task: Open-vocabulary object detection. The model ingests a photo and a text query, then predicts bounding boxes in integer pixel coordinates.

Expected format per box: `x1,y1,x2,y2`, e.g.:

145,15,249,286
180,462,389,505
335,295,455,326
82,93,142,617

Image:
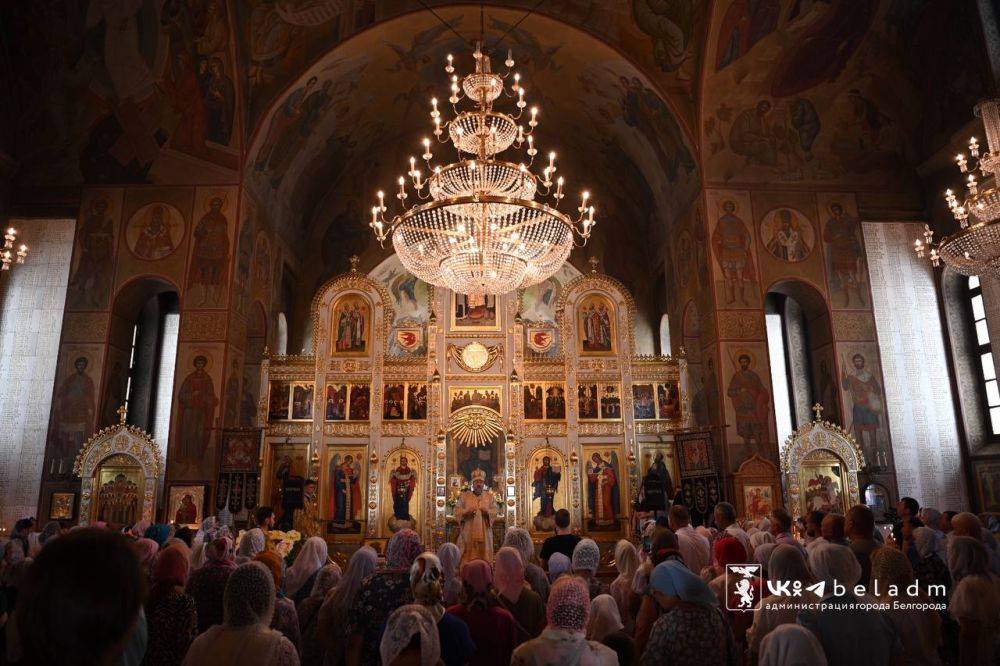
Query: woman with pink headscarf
494,546,546,641
511,576,619,665
447,558,519,666
185,536,237,633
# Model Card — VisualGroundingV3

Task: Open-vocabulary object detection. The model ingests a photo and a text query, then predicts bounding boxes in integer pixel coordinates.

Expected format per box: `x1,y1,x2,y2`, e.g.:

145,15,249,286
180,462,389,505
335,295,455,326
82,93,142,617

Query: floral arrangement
267,529,302,558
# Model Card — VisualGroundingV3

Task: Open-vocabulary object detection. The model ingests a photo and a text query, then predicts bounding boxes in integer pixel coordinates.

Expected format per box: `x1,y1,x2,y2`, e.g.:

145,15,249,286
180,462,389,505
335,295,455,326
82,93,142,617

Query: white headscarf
549,552,571,582
284,536,329,597
758,624,827,666
320,546,377,631
613,539,638,586
586,594,623,641
912,527,939,560
750,531,775,552
380,604,441,666
238,528,266,559
808,543,861,594
572,538,601,574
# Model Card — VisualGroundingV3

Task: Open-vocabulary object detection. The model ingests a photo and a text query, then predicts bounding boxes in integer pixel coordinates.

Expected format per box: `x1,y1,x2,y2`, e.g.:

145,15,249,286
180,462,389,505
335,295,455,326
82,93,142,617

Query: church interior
2,1,1000,664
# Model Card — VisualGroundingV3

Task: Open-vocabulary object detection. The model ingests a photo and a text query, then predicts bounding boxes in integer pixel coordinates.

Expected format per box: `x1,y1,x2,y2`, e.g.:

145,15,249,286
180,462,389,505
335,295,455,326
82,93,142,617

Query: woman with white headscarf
285,537,329,604
609,539,638,634
869,547,942,666
572,539,605,599
437,542,463,606
511,577,618,666
587,594,634,666
749,530,775,557
948,536,1000,665
183,562,299,666
799,543,902,665
380,604,441,666
410,552,476,666
747,544,816,659
757,624,826,666
297,563,341,666
236,528,266,563
547,552,571,583
318,546,377,666
494,546,546,641
503,527,550,601
911,526,951,598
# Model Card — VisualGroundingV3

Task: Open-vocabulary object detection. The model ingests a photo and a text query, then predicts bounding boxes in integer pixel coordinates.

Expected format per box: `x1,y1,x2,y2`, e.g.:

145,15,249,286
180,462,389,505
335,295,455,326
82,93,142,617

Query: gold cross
117,404,128,424
812,403,824,421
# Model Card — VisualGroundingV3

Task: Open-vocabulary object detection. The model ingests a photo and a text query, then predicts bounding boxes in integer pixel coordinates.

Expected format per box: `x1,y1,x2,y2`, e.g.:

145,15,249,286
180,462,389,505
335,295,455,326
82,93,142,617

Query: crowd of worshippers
0,498,998,666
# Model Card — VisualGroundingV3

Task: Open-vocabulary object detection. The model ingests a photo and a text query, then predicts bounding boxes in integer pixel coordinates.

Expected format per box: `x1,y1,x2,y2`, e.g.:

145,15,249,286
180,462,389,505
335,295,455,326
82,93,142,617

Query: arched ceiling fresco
243,7,701,313
697,0,989,192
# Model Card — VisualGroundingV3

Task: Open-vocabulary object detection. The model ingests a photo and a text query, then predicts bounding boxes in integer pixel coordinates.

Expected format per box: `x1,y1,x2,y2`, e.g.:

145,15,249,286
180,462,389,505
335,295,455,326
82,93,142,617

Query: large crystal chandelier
368,44,596,296
916,99,1000,276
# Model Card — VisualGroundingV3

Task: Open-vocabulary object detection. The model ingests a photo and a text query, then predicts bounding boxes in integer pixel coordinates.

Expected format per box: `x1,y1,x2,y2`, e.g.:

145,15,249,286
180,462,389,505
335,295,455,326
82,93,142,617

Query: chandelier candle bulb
970,136,980,157
957,154,968,172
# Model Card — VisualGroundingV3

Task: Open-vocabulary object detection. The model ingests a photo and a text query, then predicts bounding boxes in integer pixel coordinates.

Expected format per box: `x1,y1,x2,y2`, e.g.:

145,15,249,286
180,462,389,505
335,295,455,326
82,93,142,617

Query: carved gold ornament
448,342,502,372
448,405,504,447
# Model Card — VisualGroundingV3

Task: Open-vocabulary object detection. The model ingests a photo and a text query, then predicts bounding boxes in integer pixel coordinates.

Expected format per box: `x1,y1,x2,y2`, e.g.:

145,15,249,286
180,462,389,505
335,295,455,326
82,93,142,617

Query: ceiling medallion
449,341,502,372
369,43,597,296
916,99,1000,276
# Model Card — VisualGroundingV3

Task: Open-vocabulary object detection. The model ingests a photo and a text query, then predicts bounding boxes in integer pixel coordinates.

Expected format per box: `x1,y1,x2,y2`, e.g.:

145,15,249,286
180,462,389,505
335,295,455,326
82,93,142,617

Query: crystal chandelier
368,44,596,296
915,99,1000,276
1,227,28,272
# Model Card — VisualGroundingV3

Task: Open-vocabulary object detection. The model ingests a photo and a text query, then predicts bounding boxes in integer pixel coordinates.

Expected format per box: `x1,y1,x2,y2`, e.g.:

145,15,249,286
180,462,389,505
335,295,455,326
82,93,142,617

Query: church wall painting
810,344,842,426
835,341,889,468
186,187,237,310
348,384,372,421
799,453,848,515
324,445,367,535
720,341,775,469
330,294,371,356
527,447,568,533
166,484,207,528
168,343,224,480
384,448,422,535
117,187,195,293
67,189,123,312
600,384,624,420
751,190,828,296
267,381,291,421
581,445,625,534
758,207,815,264
49,492,76,521
656,381,682,420
974,460,1000,512
450,386,503,414
383,383,405,421
576,293,617,355
452,293,500,331
817,193,869,310
221,353,244,429
522,383,565,421
290,382,314,421
632,383,656,420
323,383,348,421
707,190,761,309
639,443,680,503
262,441,309,531
125,203,186,262
48,344,105,473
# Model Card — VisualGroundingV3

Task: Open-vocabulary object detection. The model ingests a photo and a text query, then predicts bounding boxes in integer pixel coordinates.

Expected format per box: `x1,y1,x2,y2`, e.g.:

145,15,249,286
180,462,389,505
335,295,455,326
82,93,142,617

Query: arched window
659,314,671,356
276,312,288,356
966,276,1000,435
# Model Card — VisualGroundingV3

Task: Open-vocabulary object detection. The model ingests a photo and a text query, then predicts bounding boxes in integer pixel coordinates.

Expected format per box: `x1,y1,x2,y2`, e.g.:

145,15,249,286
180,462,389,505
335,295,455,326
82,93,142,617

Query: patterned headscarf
380,604,441,666
650,560,717,607
321,546,378,631
238,528,267,559
809,543,862,592
459,559,494,610
586,594,624,641
494,547,526,603
255,550,285,591
869,546,914,597
948,535,991,582
767,544,813,586
547,576,591,633
410,552,445,620
285,536,329,597
148,545,191,606
572,538,601,574
758,624,827,666
387,529,423,569
548,552,571,582
912,527,939,559
437,542,461,581
205,536,236,569
613,539,638,586
310,563,343,599
503,527,537,566
225,562,276,627
144,523,172,547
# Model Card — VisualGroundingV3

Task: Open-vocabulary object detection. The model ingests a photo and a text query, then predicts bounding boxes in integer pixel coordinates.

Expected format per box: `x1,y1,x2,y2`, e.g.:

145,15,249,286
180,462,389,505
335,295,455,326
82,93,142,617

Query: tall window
766,310,794,445
967,275,1000,435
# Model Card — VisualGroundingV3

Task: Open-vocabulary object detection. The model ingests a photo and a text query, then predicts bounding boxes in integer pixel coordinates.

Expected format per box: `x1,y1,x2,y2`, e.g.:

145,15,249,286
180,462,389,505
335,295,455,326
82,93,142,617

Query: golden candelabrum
916,99,1000,276
369,42,596,296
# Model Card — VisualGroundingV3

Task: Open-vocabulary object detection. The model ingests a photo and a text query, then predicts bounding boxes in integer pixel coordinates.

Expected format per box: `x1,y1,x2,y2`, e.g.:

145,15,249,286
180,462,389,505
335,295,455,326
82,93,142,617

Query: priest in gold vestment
456,469,496,563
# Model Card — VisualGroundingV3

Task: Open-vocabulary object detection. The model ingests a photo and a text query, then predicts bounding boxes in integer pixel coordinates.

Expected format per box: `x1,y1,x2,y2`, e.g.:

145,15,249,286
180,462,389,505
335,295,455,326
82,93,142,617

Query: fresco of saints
98,474,138,526
255,77,318,172
174,494,198,525
580,302,613,352
587,453,620,528
841,353,882,459
806,473,842,513
712,200,756,305
176,355,219,461
52,356,96,458
456,469,496,564
294,479,322,538
532,456,562,518
133,205,176,260
69,198,116,308
390,456,417,523
330,454,361,526
727,354,770,453
407,384,428,420
336,303,367,353
765,209,809,261
223,359,240,427
188,197,230,306
823,202,867,307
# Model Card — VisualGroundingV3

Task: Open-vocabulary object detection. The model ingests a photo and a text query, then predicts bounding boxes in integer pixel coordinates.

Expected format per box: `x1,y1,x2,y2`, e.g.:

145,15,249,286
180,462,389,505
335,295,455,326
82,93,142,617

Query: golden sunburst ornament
448,405,504,446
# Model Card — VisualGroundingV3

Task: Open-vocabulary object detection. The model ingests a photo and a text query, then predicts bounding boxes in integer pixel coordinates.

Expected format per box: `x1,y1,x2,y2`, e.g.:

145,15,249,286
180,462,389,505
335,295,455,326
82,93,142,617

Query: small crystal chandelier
916,99,1000,276
1,227,28,272
368,43,596,296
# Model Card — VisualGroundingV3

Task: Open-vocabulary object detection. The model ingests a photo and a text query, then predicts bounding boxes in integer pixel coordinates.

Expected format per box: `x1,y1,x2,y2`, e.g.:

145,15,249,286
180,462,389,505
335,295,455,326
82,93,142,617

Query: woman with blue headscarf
638,560,738,665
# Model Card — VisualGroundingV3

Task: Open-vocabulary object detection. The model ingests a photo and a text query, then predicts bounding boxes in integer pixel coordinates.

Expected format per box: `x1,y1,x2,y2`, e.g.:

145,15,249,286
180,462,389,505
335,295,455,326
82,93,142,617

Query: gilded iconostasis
0,0,992,530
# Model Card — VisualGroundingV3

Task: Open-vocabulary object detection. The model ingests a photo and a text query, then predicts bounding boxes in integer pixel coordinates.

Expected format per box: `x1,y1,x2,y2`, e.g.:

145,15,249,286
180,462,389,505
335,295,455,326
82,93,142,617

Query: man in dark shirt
539,509,581,569
846,504,878,586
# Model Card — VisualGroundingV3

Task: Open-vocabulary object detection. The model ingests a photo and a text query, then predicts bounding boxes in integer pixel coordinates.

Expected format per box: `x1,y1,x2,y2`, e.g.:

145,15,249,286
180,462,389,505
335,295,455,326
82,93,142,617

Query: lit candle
970,136,980,157
957,154,968,172
548,151,556,170
409,156,416,175
556,176,564,198
377,190,385,210
530,107,538,125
